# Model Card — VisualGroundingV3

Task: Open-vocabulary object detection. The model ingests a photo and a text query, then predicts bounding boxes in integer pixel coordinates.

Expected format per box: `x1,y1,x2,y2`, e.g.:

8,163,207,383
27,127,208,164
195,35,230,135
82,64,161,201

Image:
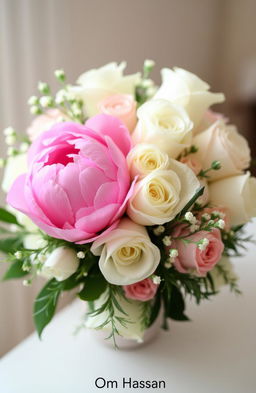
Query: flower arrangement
1,61,255,347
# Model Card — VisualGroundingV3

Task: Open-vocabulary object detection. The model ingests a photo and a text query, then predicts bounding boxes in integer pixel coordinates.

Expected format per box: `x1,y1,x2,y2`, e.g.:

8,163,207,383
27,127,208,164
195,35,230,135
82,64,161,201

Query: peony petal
79,167,108,206
75,203,119,233
86,114,132,156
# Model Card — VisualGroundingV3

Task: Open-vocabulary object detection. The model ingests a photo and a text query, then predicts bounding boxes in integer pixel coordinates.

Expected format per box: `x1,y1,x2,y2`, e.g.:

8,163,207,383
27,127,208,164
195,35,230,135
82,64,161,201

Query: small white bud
14,251,23,259
38,81,49,94
169,248,178,258
201,213,211,221
30,105,41,115
5,135,16,145
162,235,172,246
198,238,209,251
216,219,225,229
144,59,155,69
152,275,161,285
54,69,66,81
77,251,86,259
3,127,16,136
83,272,88,277
7,147,17,156
164,261,172,269
189,224,199,233
55,89,66,105
28,96,38,105
153,225,165,236
40,96,53,108
141,79,154,88
22,279,31,286
20,142,30,153
185,212,197,224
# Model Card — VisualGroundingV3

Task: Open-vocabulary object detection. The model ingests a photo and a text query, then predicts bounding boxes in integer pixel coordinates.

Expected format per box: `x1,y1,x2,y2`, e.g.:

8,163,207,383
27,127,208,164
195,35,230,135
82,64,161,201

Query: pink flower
180,155,202,175
27,109,69,141
170,225,224,276
123,278,158,301
7,114,133,243
197,207,231,231
98,94,137,133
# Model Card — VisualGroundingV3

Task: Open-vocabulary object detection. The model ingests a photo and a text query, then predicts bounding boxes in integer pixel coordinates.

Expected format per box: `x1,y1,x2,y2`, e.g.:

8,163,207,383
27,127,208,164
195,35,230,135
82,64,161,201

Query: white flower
193,120,251,180
152,275,161,285
154,67,225,127
85,291,146,342
14,251,22,259
41,247,79,281
127,159,200,226
163,236,172,246
91,218,160,285
127,143,169,179
198,238,209,251
209,172,256,226
77,251,86,259
2,153,27,193
70,62,141,117
153,225,165,236
169,249,178,258
185,212,197,224
132,99,193,158
3,126,15,136
216,219,225,229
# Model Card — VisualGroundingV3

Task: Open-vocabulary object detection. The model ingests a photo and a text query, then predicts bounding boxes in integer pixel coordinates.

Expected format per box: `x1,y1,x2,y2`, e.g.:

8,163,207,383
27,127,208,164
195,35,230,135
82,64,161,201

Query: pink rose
195,110,228,134
98,94,137,133
123,278,158,301
170,225,224,276
27,109,69,141
180,155,202,175
197,207,231,231
7,114,133,243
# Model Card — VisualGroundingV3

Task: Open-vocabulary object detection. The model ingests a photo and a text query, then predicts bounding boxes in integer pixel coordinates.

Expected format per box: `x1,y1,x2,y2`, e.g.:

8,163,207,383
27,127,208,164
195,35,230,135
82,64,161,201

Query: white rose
86,291,145,342
23,233,47,250
70,62,141,117
193,120,250,181
210,257,238,291
132,99,193,158
197,178,209,206
91,218,160,285
209,172,256,226
2,153,27,193
154,67,225,127
41,247,79,281
127,160,200,226
127,143,169,179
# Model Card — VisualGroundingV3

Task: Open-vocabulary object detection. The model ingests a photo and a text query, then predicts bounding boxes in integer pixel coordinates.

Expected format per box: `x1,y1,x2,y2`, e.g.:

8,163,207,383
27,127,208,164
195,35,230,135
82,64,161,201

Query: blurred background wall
0,0,255,357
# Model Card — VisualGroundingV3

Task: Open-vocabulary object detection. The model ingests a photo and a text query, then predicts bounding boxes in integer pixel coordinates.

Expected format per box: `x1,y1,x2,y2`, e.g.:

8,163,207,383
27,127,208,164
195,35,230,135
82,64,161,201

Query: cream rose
127,159,200,225
193,120,250,181
41,247,79,281
85,291,146,342
127,143,169,179
91,218,160,285
132,99,193,158
209,172,256,226
70,62,141,117
2,153,27,193
154,67,225,127
210,257,238,291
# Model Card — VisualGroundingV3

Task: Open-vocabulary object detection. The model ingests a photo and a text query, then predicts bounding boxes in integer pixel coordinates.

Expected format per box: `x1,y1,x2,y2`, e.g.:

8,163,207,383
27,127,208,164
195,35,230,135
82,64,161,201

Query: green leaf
167,286,190,321
0,237,23,254
148,291,161,327
33,279,62,338
3,260,28,280
0,207,22,226
78,274,107,301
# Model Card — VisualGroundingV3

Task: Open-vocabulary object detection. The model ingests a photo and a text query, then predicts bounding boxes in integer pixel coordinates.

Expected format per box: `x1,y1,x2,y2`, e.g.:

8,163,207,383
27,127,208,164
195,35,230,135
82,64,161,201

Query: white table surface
0,222,256,393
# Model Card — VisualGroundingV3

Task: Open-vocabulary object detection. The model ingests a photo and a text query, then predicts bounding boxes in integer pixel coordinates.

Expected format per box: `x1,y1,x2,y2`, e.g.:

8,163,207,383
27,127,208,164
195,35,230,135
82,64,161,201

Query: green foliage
0,237,23,254
165,285,189,321
3,260,29,280
79,274,107,301
87,285,131,348
33,279,62,338
0,207,22,227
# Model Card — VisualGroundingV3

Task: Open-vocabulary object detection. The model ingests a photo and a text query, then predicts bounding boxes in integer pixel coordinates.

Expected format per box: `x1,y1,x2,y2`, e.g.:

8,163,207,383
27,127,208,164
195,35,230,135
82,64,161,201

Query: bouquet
1,61,255,347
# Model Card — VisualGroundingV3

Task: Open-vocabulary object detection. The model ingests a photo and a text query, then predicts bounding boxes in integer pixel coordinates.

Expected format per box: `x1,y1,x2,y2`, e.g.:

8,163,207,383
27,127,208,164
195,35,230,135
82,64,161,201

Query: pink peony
123,278,158,301
98,94,137,133
7,114,133,243
170,225,224,276
27,109,69,141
